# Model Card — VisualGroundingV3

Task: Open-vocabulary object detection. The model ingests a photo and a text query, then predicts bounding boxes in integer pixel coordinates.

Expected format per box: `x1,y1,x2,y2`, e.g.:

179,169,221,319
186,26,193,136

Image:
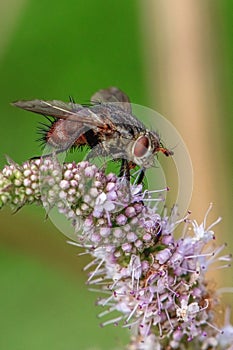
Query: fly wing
12,99,113,128
91,87,146,130
13,99,117,152
12,99,81,118
91,87,132,114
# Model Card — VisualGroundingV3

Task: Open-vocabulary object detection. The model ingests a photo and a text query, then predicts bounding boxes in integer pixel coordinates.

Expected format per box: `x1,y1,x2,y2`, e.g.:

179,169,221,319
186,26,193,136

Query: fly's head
130,130,173,169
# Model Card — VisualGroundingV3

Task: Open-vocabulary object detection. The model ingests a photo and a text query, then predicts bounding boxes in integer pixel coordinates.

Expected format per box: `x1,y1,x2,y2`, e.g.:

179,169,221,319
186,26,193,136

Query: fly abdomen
84,129,100,148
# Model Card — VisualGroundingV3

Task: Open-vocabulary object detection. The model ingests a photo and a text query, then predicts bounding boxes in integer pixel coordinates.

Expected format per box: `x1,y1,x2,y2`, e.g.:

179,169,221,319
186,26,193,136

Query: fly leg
136,168,145,184
119,158,130,182
119,158,132,202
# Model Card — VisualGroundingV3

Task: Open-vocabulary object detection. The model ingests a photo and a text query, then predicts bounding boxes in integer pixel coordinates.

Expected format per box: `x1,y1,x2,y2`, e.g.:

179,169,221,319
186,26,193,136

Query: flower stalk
0,157,232,350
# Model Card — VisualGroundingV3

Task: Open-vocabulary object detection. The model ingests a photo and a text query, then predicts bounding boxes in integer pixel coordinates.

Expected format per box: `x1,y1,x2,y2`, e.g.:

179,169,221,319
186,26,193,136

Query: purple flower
0,157,232,350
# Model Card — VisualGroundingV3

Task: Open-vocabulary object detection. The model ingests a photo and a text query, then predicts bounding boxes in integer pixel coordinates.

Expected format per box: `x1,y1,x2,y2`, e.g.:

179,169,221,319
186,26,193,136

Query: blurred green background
0,1,232,349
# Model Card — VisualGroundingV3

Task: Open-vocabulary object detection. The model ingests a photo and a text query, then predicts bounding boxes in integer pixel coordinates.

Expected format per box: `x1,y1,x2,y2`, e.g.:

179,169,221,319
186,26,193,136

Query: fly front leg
117,158,133,203
119,158,130,182
136,168,145,185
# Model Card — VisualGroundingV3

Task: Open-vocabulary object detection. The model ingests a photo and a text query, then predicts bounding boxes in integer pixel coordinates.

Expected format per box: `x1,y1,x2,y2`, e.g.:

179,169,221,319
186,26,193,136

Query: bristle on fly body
36,116,56,148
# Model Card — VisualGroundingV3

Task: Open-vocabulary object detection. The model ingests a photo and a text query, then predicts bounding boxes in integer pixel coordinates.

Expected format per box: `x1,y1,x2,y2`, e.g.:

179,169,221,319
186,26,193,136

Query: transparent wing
12,99,115,128
12,99,118,152
12,99,81,118
91,86,132,114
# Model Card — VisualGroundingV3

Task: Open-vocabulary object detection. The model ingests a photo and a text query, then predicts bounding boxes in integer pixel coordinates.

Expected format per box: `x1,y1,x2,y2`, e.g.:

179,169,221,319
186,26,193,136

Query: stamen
87,277,105,285
126,303,140,323
204,321,224,334
144,188,169,196
166,284,179,297
213,263,231,270
83,258,99,271
181,220,190,239
179,266,200,274
100,316,123,327
158,321,163,337
67,240,92,249
108,279,120,290
88,288,111,294
184,251,215,259
164,307,174,329
142,198,164,203
143,319,152,338
203,203,213,228
122,319,140,329
218,254,232,262
98,294,115,308
207,216,222,231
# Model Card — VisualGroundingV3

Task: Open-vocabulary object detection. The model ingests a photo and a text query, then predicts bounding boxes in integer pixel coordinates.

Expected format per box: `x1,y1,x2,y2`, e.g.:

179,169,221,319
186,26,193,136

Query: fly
12,87,173,183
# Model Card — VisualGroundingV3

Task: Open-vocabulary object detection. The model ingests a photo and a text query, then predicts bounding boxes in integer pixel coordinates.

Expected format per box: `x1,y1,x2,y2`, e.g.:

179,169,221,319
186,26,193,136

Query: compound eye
133,136,150,158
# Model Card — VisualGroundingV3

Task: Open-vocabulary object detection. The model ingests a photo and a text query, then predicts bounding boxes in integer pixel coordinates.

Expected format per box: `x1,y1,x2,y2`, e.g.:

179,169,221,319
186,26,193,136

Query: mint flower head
0,157,232,350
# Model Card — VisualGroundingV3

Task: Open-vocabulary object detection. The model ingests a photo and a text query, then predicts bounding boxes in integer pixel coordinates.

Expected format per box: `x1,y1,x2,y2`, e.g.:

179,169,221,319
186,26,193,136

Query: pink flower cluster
0,157,232,350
